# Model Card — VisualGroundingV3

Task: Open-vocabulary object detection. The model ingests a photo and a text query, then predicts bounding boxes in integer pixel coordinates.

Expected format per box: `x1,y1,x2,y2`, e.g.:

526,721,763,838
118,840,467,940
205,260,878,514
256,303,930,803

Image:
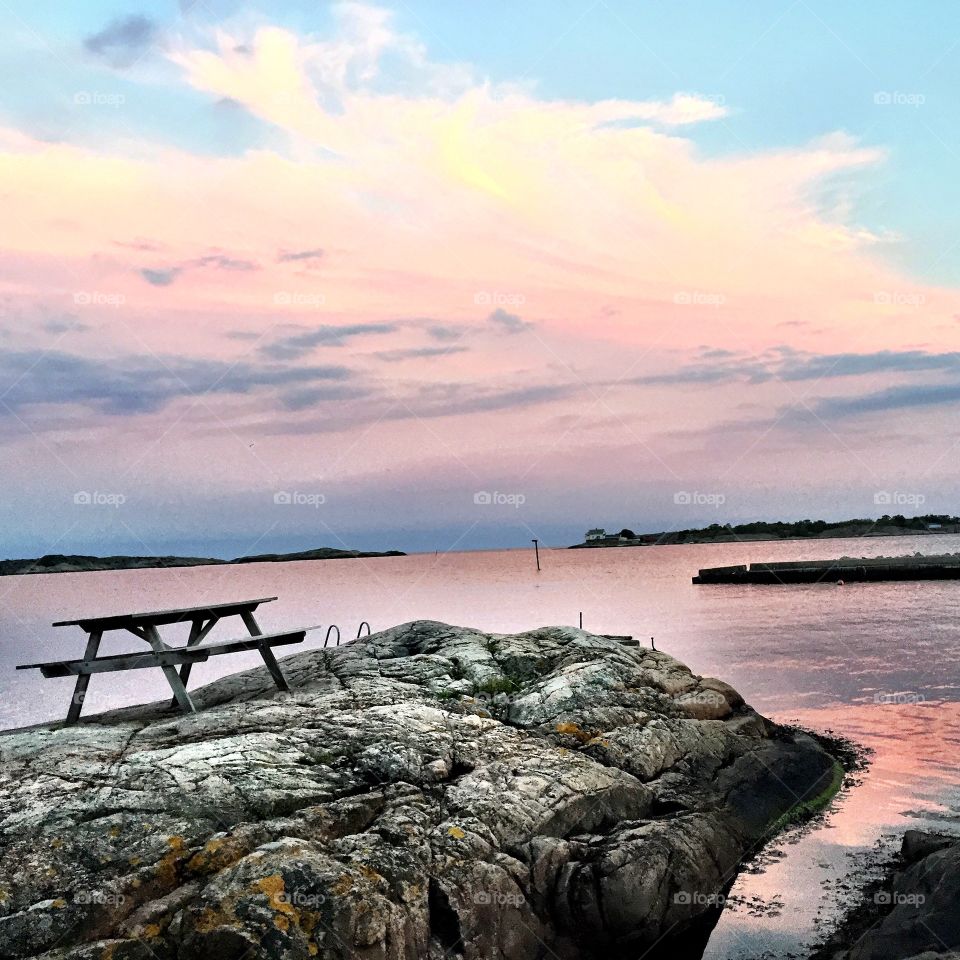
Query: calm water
2,535,959,958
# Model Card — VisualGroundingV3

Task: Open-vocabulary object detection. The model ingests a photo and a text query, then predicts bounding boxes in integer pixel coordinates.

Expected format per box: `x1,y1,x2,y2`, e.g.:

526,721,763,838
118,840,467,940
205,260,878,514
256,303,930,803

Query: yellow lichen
330,871,356,896
446,826,466,840
555,722,594,744
50,838,63,849
142,924,161,939
51,899,66,909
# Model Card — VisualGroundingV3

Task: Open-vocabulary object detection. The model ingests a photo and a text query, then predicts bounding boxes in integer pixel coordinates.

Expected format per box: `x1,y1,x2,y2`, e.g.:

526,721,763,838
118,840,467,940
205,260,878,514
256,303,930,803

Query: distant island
0,547,406,577
570,514,960,548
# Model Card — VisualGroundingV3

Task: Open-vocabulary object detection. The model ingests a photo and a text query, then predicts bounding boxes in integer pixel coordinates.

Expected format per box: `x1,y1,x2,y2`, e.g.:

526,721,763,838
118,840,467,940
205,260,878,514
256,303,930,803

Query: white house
585,528,607,541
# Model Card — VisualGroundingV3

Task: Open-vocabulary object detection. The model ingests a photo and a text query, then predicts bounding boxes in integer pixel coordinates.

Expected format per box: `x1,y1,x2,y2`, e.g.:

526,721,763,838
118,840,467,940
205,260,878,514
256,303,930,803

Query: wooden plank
174,617,218,705
18,631,306,676
145,624,196,714
52,597,278,630
241,609,291,691
65,630,101,724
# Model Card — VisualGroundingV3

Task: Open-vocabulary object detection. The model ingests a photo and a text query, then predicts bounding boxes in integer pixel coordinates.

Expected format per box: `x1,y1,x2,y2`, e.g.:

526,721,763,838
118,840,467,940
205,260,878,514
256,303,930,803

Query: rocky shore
814,829,960,960
0,622,840,959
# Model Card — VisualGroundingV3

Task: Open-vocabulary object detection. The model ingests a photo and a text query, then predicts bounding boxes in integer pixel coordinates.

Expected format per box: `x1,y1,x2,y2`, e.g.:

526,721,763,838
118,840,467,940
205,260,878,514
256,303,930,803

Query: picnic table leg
172,618,217,707
66,630,102,724
241,611,290,692
144,625,196,714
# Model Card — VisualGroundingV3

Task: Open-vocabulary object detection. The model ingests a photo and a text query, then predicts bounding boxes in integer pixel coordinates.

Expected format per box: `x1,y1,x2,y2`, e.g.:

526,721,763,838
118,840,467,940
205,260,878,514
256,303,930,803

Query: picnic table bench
17,596,306,724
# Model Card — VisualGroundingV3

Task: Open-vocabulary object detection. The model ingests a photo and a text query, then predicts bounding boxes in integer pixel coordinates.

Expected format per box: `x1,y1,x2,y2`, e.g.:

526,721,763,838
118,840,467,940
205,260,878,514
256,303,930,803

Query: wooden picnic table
18,596,306,724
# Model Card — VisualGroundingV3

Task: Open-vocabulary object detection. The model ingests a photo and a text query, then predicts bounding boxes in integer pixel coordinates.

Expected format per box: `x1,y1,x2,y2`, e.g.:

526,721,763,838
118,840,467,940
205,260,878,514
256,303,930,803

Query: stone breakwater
0,622,838,960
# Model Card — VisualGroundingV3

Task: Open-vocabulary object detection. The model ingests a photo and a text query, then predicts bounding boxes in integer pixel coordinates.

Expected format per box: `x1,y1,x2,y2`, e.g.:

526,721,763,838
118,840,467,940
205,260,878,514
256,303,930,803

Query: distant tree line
668,514,959,542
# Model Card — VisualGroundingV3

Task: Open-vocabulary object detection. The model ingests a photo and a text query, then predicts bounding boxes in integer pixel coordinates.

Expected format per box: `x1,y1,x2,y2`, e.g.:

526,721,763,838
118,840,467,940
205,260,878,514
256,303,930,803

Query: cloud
141,267,182,286
44,318,90,335
488,308,533,334
426,324,466,342
630,348,960,388
260,322,397,360
278,247,324,262
0,349,352,416
803,382,960,420
375,345,469,362
84,15,158,67
140,254,258,286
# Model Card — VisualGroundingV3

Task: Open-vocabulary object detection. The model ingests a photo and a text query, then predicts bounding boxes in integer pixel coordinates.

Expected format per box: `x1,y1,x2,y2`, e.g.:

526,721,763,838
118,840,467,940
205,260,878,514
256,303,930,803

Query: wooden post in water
531,539,540,572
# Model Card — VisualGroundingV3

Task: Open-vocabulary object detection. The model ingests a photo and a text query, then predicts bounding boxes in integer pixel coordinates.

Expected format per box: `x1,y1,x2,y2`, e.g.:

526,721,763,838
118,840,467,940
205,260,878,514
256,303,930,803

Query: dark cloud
268,380,582,432
803,382,960,420
260,323,397,361
426,324,466,342
0,350,351,417
488,308,533,334
141,267,182,287
84,15,158,67
44,318,90,335
280,384,370,410
277,248,324,263
193,254,258,271
629,348,960,388
375,346,470,362
139,254,259,286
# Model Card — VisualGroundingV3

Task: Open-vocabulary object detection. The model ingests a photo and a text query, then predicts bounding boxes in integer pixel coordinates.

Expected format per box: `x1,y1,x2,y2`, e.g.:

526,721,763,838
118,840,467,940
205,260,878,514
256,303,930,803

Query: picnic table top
52,596,278,631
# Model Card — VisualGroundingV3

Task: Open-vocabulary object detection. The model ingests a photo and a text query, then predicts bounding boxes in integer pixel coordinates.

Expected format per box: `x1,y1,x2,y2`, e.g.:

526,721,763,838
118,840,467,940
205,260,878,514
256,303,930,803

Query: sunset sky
2,1,960,556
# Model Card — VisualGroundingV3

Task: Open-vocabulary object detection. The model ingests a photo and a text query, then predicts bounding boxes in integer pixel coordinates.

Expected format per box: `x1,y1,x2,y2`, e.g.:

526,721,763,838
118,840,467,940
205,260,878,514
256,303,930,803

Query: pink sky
3,4,960,555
